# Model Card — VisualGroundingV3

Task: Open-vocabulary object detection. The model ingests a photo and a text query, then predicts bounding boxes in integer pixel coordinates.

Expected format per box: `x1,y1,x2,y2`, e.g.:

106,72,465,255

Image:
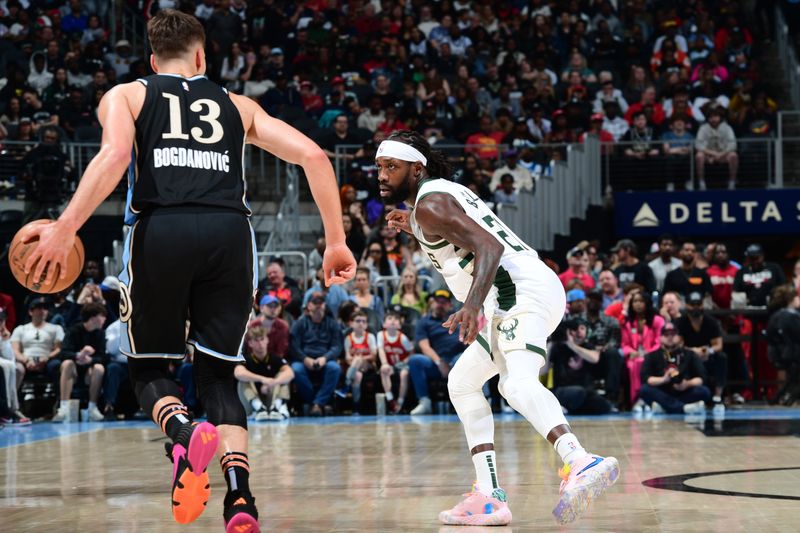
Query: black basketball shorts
118,206,257,362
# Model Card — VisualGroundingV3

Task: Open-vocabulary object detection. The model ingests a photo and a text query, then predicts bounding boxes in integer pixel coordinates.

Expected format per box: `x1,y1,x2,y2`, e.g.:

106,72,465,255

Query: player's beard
380,170,412,205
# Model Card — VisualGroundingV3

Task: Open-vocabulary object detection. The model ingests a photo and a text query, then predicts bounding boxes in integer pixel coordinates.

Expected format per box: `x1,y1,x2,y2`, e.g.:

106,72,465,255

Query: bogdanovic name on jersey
152,146,230,172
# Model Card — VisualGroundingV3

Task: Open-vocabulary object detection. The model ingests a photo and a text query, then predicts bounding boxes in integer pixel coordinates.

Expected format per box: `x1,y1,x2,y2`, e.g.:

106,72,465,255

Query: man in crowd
707,243,739,309
733,243,785,308
648,234,681,292
258,260,303,319
695,107,738,190
52,303,108,422
598,269,623,310
489,149,534,193
256,295,289,359
407,290,467,415
11,297,64,391
663,241,712,299
583,290,623,407
550,317,613,414
639,322,710,414
612,239,655,293
289,291,342,416
676,292,727,413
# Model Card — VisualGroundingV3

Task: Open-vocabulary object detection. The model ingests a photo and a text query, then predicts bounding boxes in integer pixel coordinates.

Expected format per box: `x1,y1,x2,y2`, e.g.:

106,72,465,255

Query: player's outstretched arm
233,94,355,285
24,83,140,285
414,194,504,344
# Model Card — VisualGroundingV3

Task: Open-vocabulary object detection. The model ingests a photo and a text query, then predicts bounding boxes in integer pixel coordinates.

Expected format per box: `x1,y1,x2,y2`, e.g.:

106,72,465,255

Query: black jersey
125,74,249,224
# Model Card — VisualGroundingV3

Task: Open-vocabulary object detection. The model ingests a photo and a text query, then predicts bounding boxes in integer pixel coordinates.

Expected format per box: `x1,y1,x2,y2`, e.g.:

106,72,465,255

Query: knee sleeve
499,350,567,439
127,357,182,416
194,354,247,429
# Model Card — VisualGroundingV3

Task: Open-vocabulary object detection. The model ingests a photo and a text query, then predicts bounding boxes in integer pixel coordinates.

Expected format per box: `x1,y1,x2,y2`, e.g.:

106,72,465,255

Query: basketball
8,219,84,294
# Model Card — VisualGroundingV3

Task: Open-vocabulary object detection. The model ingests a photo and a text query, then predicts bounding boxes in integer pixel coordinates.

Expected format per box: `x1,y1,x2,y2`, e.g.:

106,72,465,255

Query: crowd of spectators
0,0,780,202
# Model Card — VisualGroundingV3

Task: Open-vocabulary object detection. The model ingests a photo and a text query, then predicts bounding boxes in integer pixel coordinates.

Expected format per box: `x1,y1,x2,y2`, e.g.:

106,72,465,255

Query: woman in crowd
621,290,665,410
349,267,385,326
391,267,428,315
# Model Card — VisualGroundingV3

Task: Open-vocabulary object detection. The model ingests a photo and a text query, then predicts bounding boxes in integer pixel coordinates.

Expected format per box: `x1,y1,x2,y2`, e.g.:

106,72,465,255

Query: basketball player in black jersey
24,10,356,533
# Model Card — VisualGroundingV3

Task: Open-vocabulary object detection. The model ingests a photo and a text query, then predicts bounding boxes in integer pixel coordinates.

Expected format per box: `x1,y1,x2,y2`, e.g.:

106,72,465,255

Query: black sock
220,451,251,495
156,403,192,442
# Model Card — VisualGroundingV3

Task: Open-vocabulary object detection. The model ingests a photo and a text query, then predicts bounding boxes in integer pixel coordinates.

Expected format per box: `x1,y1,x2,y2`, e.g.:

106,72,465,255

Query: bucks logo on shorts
497,318,519,341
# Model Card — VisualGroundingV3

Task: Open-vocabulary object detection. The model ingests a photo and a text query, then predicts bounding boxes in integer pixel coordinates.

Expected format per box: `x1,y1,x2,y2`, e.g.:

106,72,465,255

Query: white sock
472,450,499,495
554,433,588,465
251,398,264,412
385,391,394,401
397,397,404,406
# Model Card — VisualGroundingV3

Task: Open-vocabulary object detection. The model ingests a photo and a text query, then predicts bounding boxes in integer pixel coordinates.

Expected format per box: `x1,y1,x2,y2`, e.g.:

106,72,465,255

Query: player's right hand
322,243,356,286
386,209,412,234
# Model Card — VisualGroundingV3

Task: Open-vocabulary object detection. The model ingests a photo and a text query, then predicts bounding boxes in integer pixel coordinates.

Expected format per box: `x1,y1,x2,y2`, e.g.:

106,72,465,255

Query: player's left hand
322,242,356,286
23,220,75,288
443,304,481,344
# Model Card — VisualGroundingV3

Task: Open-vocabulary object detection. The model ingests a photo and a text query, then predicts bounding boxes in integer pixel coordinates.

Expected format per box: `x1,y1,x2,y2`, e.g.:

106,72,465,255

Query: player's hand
443,304,480,344
322,243,356,286
23,220,75,289
385,209,412,234
436,358,451,378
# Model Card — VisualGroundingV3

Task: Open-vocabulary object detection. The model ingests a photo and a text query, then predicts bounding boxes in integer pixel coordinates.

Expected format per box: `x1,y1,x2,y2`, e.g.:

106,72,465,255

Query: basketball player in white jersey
377,130,619,526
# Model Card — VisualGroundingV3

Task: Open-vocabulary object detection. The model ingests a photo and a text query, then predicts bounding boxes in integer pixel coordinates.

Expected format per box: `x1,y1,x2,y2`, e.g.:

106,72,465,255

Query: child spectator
378,309,414,414
343,310,377,412
493,174,519,206
235,325,294,421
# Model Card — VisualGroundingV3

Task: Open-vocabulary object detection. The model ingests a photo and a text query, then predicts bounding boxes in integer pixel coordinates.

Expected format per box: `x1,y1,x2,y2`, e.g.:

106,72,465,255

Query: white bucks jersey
410,178,538,314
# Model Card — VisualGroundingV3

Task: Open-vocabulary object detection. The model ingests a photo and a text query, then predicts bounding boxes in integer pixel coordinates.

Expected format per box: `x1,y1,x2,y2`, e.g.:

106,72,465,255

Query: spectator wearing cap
676,291,727,411
256,294,290,359
303,266,349,316
639,321,711,414
549,317,613,414
580,113,615,153
732,244,785,308
598,269,623,310
565,289,588,319
622,290,665,406
407,289,467,415
289,291,343,416
663,241,713,300
489,149,534,192
52,302,108,422
503,117,538,151
11,297,65,392
559,247,596,291
612,239,656,293
105,39,139,78
648,234,681,292
695,107,738,190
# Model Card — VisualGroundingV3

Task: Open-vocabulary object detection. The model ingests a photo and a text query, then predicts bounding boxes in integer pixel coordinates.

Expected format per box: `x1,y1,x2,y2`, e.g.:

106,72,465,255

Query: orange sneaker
166,421,219,524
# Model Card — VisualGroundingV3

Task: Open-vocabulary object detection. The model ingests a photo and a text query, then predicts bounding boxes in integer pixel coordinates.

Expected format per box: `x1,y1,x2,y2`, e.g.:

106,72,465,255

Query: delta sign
614,189,800,236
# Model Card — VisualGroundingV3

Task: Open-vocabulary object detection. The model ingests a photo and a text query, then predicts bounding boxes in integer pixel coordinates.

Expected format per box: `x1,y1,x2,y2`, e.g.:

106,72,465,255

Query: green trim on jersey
476,334,492,359
525,343,547,358
494,266,517,311
419,238,450,250
458,252,475,269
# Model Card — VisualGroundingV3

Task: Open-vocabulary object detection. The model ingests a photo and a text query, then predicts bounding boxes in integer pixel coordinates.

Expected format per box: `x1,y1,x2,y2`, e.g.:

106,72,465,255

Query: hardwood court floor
2,409,800,532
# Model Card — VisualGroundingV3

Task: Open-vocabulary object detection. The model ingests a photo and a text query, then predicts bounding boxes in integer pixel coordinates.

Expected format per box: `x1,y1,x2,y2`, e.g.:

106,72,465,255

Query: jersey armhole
136,78,148,86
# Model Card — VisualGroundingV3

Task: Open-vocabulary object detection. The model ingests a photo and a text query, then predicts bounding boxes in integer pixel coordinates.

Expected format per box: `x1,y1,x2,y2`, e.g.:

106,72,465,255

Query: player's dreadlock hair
386,130,453,180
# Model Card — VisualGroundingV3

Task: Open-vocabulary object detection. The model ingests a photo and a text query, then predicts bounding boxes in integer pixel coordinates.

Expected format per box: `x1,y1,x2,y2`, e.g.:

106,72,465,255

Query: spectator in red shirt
376,107,409,136
625,86,665,126
706,243,739,309
579,113,615,154
299,80,323,116
465,115,505,160
558,246,596,290
255,295,290,359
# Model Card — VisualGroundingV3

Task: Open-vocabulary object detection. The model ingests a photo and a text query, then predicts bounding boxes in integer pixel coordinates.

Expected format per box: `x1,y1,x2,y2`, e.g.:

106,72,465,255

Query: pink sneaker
439,485,512,526
552,455,619,525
